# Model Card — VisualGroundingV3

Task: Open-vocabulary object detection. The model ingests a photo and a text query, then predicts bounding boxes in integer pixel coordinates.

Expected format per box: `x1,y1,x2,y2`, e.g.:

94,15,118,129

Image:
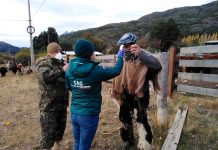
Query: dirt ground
0,72,218,150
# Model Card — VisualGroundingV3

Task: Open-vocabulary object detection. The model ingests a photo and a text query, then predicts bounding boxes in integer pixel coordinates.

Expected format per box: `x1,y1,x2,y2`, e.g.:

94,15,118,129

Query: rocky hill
59,1,218,48
0,41,20,54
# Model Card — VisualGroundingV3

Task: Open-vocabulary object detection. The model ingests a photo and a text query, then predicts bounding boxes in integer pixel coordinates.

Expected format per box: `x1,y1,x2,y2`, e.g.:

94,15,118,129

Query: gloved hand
117,45,124,58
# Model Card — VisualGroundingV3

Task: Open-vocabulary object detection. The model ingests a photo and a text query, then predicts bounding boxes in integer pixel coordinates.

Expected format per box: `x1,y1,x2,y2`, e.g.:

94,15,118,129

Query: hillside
0,41,20,54
59,1,218,50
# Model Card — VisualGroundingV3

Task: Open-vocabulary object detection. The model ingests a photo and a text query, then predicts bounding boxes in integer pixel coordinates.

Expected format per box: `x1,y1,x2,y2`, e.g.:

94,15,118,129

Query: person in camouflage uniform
36,42,69,150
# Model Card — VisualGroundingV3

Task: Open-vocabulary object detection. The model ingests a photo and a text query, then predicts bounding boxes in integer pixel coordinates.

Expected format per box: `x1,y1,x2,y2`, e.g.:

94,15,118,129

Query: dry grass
0,72,217,150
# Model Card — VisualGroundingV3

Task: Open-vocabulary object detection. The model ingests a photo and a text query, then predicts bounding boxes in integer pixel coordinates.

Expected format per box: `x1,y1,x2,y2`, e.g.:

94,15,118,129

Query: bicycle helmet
117,33,137,45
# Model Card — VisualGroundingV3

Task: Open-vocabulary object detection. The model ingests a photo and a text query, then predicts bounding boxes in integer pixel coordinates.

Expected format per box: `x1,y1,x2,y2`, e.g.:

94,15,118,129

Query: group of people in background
0,56,26,77
36,33,162,150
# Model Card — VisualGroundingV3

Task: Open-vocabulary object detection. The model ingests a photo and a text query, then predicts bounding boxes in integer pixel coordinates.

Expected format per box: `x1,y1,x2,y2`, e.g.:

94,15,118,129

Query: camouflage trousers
40,110,67,149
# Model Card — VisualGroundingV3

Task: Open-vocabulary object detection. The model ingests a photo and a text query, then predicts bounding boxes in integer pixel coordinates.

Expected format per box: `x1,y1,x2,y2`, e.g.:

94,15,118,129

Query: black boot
122,141,135,150
120,125,135,150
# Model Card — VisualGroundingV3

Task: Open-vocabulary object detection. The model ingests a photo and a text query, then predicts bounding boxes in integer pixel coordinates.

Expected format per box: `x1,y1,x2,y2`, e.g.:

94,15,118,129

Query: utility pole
27,0,35,69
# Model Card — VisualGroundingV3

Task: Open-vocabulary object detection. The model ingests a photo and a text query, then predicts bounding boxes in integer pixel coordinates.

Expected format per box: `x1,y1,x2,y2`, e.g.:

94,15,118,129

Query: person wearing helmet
113,33,162,150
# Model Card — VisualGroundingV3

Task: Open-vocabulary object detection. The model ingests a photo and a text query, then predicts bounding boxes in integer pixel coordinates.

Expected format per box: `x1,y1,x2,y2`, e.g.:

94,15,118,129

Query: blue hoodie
65,56,123,115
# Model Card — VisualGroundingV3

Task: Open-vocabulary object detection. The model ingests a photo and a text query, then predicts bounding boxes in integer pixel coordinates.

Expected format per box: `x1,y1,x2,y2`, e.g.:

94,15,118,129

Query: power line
0,19,27,22
32,0,47,18
0,33,28,36
0,0,48,22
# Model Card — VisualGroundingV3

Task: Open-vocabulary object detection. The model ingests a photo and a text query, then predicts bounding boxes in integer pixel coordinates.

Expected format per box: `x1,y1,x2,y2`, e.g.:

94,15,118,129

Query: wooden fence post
167,47,176,97
156,52,169,125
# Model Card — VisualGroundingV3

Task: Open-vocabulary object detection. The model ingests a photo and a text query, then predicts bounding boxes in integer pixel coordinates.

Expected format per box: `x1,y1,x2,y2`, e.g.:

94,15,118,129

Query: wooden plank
97,55,116,67
161,107,188,150
178,72,218,83
168,47,176,97
179,60,218,67
177,84,218,97
180,45,218,54
99,63,115,67
177,54,218,59
96,54,116,61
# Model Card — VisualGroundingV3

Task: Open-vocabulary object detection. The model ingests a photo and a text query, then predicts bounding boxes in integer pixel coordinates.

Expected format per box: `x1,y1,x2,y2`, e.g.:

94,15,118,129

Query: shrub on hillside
15,48,30,66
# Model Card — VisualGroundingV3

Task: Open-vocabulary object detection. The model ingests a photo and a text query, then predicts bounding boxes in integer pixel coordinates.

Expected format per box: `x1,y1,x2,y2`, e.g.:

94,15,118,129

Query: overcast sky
0,0,215,47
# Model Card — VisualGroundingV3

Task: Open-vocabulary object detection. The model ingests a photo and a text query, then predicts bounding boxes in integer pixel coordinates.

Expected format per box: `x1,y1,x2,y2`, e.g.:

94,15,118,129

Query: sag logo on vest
72,80,91,89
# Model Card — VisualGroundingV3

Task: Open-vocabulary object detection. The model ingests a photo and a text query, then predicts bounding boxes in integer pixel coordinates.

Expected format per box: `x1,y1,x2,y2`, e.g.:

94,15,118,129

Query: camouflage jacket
36,55,68,112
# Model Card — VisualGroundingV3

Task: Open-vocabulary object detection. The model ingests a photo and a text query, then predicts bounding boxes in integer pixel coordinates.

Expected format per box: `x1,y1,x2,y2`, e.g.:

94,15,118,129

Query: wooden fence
95,46,218,98
176,45,218,97
96,54,116,67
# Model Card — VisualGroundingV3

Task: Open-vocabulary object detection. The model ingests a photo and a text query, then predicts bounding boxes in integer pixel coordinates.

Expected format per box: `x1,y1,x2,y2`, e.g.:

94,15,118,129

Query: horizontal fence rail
96,55,116,67
179,60,218,68
177,84,218,97
180,45,218,54
178,72,218,83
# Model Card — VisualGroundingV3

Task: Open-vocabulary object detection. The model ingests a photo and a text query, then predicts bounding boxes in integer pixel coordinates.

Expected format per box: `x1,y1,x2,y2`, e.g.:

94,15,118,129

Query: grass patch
0,72,217,149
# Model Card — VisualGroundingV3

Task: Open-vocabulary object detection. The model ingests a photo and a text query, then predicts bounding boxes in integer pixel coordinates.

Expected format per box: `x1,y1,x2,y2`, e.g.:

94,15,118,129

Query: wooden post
66,55,70,63
167,47,176,97
113,54,115,65
156,52,169,125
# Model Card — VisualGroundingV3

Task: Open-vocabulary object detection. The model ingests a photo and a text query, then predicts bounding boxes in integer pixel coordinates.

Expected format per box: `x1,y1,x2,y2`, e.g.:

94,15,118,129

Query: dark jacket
131,49,162,92
65,56,123,115
139,49,162,71
36,55,68,112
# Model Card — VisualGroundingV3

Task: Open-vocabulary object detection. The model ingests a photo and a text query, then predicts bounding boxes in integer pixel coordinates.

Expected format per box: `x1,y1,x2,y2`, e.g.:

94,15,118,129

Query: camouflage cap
47,42,62,54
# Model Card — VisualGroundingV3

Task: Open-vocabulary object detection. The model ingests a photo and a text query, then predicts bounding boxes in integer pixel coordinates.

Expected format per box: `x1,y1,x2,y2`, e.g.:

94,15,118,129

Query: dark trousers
40,110,67,149
119,89,153,145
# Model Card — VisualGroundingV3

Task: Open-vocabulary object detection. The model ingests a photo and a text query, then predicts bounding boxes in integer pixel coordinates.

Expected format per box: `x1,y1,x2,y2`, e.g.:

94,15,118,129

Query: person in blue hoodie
65,39,124,150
